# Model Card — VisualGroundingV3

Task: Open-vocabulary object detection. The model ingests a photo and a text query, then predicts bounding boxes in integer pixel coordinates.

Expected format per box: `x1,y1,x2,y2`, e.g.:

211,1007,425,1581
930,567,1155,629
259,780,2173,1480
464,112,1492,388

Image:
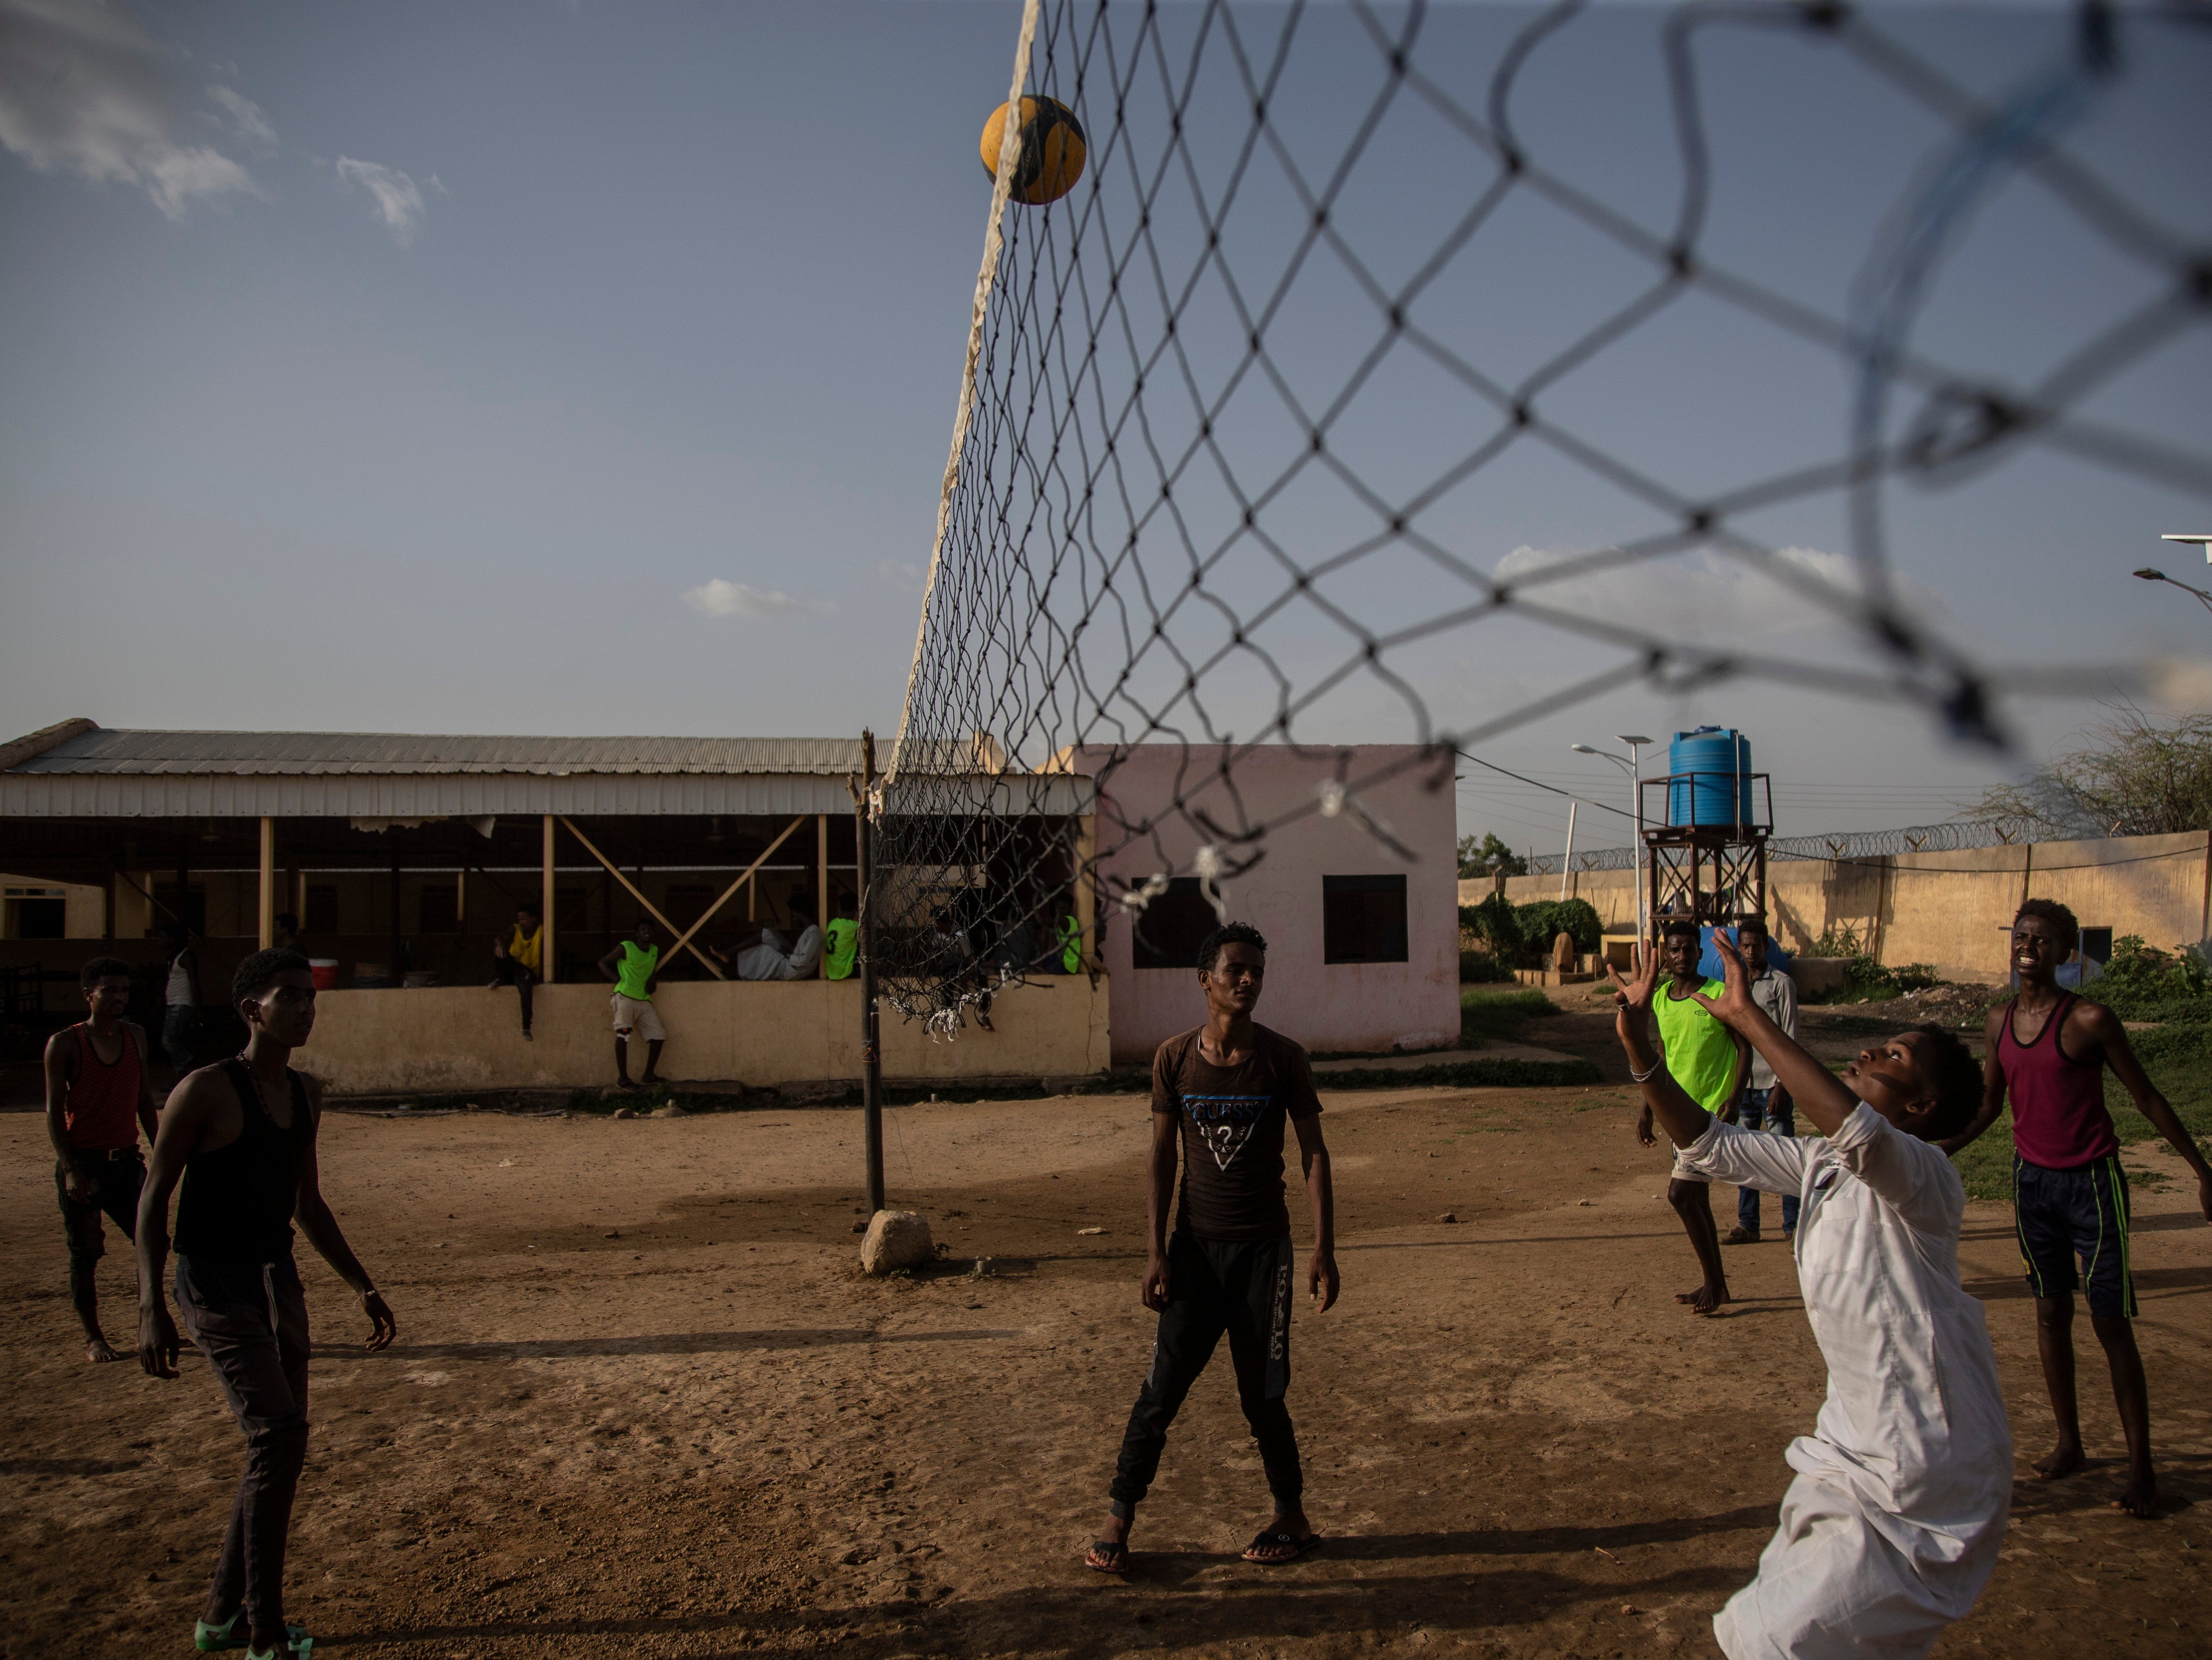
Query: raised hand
1607,940,1662,1015
1691,931,1757,1028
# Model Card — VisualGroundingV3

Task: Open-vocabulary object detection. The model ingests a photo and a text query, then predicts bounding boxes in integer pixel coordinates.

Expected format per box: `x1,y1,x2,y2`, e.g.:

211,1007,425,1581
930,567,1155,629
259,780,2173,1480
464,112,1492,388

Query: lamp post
1571,733,1655,939
2123,570,2212,627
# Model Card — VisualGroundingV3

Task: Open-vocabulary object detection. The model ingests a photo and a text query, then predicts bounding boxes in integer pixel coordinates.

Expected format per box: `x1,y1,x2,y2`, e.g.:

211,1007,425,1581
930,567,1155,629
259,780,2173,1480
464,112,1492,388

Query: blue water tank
1668,727,1752,827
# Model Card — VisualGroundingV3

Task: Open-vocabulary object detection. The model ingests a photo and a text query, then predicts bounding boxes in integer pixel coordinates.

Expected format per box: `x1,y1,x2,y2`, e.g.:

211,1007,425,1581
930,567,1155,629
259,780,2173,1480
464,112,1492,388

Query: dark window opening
665,885,716,928
1323,874,1407,964
418,884,459,934
14,897,66,940
2078,927,2113,968
1130,877,1220,969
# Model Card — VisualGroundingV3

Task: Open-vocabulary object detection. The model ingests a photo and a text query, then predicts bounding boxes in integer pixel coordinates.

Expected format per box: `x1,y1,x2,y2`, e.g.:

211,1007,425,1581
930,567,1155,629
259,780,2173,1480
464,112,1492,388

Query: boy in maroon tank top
1943,898,2212,1520
43,956,159,1362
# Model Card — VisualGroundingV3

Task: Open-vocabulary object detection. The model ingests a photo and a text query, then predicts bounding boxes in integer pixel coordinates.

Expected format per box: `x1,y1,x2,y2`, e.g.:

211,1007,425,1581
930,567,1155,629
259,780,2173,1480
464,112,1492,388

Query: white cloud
335,156,427,245
206,84,274,148
683,578,832,619
0,0,257,217
1490,542,1947,647
875,558,925,591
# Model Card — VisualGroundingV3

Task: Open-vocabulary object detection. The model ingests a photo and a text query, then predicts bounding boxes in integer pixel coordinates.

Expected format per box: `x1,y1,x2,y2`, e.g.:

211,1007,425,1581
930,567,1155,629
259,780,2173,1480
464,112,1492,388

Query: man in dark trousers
137,948,396,1659
1943,898,2212,1520
1084,921,1338,1575
44,956,159,1362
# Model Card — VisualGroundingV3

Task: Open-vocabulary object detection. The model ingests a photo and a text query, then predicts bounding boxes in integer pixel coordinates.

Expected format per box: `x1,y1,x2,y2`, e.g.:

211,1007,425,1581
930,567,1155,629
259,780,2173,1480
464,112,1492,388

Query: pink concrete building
1074,745,1460,1064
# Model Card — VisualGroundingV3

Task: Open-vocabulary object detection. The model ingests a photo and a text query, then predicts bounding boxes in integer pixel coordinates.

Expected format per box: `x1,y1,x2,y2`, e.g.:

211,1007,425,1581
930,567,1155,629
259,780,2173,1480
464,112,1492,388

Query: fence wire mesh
873,0,2211,1025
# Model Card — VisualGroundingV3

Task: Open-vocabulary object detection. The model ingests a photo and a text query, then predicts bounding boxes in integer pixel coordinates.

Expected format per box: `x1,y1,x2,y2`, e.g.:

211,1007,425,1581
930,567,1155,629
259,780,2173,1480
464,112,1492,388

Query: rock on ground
859,1210,934,1275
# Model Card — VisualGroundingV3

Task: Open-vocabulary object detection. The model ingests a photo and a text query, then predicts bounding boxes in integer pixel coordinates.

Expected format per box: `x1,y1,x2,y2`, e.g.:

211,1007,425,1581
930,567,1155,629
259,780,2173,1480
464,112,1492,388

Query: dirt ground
4,1082,2207,1660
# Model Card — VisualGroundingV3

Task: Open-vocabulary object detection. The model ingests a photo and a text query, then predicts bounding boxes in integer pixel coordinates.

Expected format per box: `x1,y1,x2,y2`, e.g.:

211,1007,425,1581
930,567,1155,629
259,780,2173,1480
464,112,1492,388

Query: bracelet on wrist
1629,1059,1661,1084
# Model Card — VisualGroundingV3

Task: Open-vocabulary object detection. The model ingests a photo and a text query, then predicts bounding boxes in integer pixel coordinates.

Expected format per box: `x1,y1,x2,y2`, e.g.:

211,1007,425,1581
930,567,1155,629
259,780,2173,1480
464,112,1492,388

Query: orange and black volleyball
979,96,1087,206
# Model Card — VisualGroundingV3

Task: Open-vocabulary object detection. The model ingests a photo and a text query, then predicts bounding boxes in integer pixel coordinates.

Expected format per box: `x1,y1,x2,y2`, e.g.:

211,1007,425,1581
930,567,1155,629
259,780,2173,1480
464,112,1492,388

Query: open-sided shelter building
0,721,1106,1094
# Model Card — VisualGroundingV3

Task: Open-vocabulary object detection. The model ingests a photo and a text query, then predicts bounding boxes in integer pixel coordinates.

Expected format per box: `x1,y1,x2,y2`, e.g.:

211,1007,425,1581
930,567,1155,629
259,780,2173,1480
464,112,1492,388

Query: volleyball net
871,0,2211,1025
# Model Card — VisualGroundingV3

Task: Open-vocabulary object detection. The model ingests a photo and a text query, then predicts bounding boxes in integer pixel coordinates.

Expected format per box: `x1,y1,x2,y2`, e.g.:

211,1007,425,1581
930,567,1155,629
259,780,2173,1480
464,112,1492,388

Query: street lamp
1571,733,1656,938
2134,563,2212,620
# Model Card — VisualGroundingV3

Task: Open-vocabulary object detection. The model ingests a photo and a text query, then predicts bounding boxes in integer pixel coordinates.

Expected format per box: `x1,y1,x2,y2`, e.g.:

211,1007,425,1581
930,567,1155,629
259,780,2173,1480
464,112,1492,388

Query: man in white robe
1611,934,2011,1660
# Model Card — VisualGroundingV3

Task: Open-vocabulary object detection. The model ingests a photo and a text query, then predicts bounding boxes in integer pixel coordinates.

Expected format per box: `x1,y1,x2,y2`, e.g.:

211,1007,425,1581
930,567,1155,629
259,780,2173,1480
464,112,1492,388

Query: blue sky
0,0,2205,848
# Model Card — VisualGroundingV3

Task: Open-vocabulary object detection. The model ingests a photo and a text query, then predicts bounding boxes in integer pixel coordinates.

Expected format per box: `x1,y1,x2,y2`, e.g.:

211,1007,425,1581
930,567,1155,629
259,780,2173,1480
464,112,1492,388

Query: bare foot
1084,1513,1130,1573
1674,1282,1729,1315
2113,1466,2158,1519
84,1335,126,1364
2033,1441,2086,1480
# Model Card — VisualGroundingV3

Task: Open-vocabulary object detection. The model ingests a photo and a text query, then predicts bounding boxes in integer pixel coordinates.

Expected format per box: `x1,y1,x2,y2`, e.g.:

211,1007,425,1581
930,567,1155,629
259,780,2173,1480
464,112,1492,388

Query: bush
2092,935,2212,1024
1798,924,1863,960
1459,949,1514,984
1459,892,1523,957
1513,898,1602,957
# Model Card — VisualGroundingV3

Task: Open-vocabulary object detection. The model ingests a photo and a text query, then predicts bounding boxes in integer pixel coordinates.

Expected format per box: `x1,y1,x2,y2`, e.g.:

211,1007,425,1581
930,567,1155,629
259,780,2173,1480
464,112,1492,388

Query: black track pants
1108,1232,1301,1515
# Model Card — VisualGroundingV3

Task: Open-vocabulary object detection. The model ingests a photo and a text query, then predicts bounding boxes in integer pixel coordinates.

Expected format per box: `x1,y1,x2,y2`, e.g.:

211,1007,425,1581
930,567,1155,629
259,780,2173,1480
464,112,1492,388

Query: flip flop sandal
195,1615,307,1653
1243,1530,1323,1565
1085,1539,1130,1575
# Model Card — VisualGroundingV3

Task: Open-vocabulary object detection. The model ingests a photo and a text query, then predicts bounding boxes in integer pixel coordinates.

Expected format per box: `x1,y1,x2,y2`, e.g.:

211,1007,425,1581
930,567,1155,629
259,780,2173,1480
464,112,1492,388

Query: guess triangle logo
1196,1118,1258,1172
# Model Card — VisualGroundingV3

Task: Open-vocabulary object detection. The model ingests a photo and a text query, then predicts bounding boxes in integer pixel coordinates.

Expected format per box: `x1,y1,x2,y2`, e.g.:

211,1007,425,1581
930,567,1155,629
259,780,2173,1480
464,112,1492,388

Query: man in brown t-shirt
1083,921,1339,1574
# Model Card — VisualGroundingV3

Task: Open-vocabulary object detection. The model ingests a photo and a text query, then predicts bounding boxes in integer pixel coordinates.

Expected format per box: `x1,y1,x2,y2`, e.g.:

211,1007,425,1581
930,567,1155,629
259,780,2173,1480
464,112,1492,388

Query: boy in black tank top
136,949,396,1659
1083,922,1339,1575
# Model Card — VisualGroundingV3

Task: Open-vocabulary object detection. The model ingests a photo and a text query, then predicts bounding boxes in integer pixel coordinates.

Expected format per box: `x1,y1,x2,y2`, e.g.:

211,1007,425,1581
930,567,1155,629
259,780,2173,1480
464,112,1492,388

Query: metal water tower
1639,727,1773,929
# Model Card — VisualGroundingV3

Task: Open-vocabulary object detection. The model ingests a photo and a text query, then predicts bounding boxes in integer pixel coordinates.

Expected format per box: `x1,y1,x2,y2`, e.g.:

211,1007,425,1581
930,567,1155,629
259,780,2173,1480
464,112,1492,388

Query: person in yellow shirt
488,903,543,1040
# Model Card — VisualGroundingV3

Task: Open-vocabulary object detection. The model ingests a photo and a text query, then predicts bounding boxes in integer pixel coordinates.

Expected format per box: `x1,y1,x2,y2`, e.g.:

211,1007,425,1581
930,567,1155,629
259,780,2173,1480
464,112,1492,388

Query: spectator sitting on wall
715,893,825,982
823,892,860,981
159,922,201,1075
598,920,667,1088
488,903,543,1041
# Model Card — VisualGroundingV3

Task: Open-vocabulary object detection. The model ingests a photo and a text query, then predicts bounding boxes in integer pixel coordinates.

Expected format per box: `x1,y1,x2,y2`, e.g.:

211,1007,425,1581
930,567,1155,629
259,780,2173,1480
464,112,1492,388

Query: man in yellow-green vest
824,891,860,981
1060,910,1083,974
596,919,666,1088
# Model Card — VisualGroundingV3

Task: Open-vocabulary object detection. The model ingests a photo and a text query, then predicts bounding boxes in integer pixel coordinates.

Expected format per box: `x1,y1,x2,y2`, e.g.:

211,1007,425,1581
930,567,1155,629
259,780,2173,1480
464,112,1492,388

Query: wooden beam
258,817,276,949
556,817,717,977
541,816,557,984
816,813,830,977
648,815,811,973
556,815,819,983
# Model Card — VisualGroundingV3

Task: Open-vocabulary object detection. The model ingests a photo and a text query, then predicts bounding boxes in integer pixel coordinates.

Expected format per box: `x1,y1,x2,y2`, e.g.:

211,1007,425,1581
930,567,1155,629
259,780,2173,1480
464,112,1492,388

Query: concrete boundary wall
295,977,1109,1096
1460,830,2212,984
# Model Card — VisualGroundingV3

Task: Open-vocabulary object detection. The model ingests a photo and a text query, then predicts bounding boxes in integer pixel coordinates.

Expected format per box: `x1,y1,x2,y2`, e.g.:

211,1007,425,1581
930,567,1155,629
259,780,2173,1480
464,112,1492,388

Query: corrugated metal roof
7,729,874,778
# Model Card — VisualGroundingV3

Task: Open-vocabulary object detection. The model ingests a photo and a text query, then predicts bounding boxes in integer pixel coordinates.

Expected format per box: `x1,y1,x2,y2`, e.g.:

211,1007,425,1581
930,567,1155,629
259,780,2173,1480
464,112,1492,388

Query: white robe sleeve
1676,1116,1813,1196
1823,1102,1963,1236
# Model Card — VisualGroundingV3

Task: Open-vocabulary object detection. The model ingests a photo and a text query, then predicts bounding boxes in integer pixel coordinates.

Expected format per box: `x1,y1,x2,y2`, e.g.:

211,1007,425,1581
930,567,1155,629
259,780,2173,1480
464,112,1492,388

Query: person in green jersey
1059,907,1083,974
1636,914,1750,1314
596,919,666,1088
824,891,860,982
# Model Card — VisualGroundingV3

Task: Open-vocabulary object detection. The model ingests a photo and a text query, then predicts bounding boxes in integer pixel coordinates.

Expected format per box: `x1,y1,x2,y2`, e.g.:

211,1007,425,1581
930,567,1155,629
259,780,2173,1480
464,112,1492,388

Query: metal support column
853,730,886,1216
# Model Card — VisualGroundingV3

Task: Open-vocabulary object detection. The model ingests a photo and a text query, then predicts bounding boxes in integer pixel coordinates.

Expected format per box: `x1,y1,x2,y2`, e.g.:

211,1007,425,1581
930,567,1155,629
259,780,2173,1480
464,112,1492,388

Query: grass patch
1953,1023,2212,1202
1460,986,1561,1047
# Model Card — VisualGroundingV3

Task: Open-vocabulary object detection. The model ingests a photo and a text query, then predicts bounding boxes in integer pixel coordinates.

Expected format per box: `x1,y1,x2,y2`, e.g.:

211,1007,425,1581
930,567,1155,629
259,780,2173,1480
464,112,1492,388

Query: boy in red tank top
42,956,158,1363
1943,898,2212,1520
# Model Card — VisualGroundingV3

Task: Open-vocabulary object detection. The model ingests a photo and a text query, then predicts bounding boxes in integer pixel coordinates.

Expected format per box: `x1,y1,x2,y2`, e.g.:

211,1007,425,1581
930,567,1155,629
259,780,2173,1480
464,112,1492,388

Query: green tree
1457,831,1527,879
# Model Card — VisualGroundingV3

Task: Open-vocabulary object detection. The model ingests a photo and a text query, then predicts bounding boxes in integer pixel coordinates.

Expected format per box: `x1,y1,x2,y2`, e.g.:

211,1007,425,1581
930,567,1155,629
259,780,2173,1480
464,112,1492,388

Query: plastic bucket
308,958,340,990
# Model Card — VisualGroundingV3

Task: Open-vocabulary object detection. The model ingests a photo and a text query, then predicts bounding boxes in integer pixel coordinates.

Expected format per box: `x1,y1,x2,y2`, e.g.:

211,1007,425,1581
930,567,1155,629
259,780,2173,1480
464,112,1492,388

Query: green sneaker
195,1613,308,1654
242,1638,311,1660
